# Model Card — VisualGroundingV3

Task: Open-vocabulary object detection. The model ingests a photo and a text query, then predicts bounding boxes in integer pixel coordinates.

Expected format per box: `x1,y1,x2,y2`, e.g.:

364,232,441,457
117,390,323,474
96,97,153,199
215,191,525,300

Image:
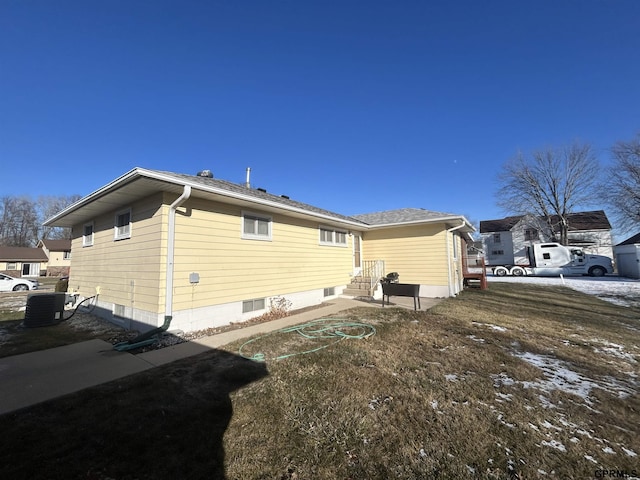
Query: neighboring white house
480,211,614,266
614,233,640,279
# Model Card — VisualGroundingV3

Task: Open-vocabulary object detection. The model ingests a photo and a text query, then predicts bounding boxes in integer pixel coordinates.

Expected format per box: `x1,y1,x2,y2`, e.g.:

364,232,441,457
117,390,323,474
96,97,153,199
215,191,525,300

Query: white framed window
323,287,335,297
493,233,501,244
6,263,17,270
114,209,131,240
63,251,71,260
83,223,94,247
242,297,266,313
242,211,272,241
319,226,348,246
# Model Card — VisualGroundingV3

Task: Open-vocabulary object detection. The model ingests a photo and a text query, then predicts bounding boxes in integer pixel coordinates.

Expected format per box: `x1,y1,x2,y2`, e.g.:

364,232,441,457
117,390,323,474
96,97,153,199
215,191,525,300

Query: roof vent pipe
197,170,213,178
245,167,251,188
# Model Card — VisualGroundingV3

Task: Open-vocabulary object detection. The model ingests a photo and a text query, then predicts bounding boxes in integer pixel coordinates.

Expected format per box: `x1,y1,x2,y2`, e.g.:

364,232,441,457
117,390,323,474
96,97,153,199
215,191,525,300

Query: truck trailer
490,243,614,277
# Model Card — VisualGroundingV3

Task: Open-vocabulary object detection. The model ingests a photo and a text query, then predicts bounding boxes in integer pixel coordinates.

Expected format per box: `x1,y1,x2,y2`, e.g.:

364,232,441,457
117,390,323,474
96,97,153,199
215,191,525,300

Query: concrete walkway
0,296,441,415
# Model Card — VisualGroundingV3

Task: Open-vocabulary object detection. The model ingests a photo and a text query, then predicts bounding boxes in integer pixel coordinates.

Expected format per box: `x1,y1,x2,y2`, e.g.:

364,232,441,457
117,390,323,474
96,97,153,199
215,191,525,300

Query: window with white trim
83,223,94,247
319,226,348,246
242,212,272,240
63,251,71,260
323,287,335,297
114,209,131,240
493,233,501,244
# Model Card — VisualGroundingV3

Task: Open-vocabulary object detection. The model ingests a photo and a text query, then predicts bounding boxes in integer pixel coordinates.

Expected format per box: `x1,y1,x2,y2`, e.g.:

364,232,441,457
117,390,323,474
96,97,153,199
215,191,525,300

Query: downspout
165,185,192,324
446,220,466,297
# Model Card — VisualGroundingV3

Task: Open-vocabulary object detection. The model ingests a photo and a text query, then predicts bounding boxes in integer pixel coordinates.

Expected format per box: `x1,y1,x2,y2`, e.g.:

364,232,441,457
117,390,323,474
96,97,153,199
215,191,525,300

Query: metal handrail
361,260,385,291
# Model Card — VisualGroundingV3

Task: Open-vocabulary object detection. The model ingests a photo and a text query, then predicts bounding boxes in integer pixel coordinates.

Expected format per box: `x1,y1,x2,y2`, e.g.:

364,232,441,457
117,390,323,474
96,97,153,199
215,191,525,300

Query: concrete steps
343,277,376,297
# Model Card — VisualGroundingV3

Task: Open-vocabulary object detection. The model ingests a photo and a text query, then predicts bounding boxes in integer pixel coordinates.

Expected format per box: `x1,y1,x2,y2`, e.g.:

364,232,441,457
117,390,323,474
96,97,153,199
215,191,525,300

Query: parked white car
0,273,39,292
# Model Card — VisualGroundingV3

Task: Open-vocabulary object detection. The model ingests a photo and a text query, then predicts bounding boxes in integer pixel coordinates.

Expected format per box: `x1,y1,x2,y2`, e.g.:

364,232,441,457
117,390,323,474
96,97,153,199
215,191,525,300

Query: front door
22,263,40,277
353,234,362,275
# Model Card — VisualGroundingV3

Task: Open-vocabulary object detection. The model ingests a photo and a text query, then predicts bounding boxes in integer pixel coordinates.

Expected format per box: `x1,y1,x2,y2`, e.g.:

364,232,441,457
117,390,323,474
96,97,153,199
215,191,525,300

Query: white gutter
165,185,191,322
446,220,467,297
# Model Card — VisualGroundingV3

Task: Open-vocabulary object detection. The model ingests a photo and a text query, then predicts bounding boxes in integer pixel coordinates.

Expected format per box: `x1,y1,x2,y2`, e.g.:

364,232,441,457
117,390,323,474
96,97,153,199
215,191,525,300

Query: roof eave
366,215,475,231
45,167,369,230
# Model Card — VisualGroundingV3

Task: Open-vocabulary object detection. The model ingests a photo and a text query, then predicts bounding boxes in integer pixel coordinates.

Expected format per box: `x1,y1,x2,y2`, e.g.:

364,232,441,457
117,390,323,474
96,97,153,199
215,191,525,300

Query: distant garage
614,233,640,279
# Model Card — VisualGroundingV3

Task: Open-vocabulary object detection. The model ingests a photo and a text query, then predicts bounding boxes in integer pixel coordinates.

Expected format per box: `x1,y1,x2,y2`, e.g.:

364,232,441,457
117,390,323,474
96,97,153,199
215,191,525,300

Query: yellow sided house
45,168,474,333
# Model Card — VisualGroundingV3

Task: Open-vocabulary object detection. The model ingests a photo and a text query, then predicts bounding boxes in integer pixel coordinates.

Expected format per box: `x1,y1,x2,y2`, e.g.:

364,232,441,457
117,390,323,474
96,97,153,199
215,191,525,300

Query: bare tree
605,133,640,233
496,142,600,245
37,195,81,240
0,196,39,247
0,194,80,246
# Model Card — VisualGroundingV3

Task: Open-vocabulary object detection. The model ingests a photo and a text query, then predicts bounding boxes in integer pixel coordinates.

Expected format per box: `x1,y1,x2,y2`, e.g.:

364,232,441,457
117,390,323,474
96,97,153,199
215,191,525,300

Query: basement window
113,304,126,318
324,287,335,297
242,297,266,313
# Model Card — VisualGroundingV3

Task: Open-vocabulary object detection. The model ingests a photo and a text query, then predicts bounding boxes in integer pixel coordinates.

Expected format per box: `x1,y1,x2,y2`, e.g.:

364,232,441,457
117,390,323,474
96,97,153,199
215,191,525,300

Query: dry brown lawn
1,282,638,479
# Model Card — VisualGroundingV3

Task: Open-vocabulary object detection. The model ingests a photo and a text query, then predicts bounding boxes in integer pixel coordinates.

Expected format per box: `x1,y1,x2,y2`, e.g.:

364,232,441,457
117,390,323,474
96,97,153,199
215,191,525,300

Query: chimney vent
196,170,213,178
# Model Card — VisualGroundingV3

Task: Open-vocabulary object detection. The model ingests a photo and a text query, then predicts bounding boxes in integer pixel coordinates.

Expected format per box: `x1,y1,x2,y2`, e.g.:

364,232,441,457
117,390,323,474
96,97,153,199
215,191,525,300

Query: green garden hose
239,317,376,362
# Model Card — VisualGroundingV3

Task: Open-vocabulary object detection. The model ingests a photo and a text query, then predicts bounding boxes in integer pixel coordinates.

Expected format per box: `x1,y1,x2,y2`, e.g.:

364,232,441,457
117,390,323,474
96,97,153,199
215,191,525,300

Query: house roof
480,210,611,233
617,232,640,246
44,168,475,233
0,247,49,262
479,215,524,233
38,239,72,251
45,168,369,229
352,208,468,228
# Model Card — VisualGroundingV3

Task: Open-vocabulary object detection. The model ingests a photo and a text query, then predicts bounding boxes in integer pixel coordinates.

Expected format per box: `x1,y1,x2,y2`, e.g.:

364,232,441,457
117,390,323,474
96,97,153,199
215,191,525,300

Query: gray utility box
24,293,66,328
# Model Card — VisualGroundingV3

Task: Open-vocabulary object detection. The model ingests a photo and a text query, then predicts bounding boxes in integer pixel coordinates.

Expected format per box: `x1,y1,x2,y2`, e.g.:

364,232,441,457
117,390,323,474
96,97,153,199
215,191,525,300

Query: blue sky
1,0,639,234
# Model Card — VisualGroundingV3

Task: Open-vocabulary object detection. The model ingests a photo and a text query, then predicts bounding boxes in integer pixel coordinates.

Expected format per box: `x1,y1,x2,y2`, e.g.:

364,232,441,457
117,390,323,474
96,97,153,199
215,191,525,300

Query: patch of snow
584,454,598,464
602,446,616,454
488,274,640,307
540,440,566,452
444,374,458,382
467,334,485,343
622,447,638,457
514,351,635,404
491,372,516,387
472,321,507,332
495,392,513,402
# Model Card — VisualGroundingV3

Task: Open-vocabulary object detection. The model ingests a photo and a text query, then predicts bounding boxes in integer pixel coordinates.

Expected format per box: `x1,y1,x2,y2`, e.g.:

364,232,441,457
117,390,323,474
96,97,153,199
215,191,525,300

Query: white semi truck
491,243,614,277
